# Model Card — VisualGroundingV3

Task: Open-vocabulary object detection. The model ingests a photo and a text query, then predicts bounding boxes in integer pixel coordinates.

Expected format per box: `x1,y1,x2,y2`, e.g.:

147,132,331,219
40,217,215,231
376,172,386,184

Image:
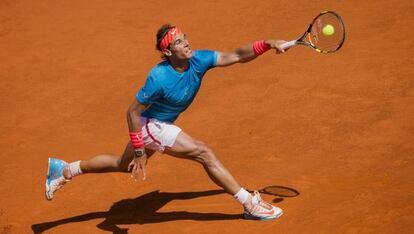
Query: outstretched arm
216,40,287,67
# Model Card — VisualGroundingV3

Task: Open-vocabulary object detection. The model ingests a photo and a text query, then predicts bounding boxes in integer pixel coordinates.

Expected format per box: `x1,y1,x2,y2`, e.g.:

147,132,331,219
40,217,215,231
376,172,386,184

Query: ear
162,49,172,57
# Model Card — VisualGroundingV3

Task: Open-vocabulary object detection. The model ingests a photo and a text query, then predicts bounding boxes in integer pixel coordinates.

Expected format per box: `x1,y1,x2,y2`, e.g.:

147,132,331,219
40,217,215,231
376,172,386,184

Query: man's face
168,33,193,60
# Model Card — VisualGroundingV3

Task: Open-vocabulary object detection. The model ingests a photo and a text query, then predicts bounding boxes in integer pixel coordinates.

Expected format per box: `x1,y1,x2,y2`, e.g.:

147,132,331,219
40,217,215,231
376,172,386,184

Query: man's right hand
128,152,147,181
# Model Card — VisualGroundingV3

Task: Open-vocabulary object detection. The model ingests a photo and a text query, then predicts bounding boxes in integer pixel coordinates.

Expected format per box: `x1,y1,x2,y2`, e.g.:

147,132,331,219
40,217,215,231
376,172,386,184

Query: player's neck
169,58,189,73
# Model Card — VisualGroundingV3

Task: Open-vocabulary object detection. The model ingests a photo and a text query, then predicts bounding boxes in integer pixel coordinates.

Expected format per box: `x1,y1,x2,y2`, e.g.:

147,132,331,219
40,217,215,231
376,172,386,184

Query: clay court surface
1,0,413,233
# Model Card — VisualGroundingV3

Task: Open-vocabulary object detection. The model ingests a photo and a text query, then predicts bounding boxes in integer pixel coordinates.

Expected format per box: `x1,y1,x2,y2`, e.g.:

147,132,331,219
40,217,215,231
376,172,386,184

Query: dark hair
156,24,174,51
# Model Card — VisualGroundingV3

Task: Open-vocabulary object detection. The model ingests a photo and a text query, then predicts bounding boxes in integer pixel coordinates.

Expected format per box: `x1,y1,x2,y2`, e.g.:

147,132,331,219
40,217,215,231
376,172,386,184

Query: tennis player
46,24,287,220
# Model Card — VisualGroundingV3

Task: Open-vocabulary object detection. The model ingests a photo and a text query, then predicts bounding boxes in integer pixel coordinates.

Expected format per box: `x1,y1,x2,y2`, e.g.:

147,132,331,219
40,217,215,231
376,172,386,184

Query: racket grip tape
280,40,296,50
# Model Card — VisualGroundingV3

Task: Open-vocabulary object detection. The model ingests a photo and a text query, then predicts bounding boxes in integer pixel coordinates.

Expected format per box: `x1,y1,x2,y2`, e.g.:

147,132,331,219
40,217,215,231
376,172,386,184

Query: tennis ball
322,24,335,36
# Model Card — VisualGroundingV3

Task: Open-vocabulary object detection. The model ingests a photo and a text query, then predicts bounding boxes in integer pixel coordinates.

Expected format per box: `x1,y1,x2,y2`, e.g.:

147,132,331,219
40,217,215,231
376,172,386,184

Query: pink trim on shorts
145,119,161,145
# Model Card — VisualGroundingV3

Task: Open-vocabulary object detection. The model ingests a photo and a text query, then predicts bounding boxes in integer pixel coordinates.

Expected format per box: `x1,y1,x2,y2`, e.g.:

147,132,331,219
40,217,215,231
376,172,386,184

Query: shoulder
191,50,218,68
192,50,218,60
141,62,170,91
148,61,170,81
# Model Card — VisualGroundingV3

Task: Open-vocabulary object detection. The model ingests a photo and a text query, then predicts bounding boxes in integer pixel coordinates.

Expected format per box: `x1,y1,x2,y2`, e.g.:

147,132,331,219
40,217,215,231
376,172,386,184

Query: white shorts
140,117,182,153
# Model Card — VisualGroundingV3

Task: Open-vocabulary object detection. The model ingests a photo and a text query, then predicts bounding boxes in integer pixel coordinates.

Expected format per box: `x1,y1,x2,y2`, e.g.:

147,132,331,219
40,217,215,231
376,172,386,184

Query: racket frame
281,11,345,53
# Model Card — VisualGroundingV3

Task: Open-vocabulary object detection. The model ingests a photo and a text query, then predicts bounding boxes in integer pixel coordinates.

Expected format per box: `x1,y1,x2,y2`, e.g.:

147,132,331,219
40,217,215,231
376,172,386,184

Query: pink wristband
253,40,270,56
129,131,144,149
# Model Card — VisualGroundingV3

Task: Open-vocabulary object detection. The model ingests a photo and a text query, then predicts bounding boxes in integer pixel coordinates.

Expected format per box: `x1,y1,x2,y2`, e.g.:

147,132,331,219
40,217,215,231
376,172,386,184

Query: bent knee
191,143,216,165
187,142,208,155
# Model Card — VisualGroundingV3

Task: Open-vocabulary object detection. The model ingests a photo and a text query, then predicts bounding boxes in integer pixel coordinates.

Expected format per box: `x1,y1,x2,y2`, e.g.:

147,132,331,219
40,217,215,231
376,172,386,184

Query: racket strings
309,12,345,52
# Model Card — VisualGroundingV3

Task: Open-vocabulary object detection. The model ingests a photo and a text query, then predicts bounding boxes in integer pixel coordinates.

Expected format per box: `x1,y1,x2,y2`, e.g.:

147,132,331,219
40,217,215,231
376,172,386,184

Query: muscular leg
164,131,241,195
163,131,284,220
63,142,155,178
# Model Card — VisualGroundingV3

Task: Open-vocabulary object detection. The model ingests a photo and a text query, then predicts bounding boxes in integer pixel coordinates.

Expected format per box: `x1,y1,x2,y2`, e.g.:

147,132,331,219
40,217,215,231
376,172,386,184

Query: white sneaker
244,191,283,220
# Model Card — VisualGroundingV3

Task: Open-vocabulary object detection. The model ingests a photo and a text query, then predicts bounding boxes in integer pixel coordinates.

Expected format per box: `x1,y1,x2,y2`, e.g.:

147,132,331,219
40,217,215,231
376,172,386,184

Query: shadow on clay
32,186,299,233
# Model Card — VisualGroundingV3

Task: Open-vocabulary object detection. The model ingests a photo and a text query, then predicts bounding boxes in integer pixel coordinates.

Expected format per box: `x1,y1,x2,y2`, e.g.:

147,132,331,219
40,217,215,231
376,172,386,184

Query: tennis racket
281,11,345,53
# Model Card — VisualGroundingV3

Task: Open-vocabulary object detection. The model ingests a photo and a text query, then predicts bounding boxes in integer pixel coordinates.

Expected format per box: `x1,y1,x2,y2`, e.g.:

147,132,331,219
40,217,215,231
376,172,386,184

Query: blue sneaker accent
45,157,68,200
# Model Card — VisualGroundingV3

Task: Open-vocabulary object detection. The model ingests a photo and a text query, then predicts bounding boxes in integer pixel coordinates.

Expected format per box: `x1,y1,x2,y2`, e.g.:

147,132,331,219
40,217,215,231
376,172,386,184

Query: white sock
68,161,83,178
234,188,250,205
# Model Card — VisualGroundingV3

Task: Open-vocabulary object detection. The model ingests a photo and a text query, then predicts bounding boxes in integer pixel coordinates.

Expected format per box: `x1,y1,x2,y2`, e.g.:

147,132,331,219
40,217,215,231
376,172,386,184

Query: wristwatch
134,148,145,158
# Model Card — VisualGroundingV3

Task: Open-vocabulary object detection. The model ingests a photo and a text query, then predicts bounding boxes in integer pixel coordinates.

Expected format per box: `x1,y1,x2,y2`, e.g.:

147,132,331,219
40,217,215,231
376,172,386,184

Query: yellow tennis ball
322,24,335,36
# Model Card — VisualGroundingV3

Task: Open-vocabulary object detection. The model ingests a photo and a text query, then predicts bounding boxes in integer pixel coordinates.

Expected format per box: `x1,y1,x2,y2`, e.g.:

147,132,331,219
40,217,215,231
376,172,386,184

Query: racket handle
280,40,297,50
